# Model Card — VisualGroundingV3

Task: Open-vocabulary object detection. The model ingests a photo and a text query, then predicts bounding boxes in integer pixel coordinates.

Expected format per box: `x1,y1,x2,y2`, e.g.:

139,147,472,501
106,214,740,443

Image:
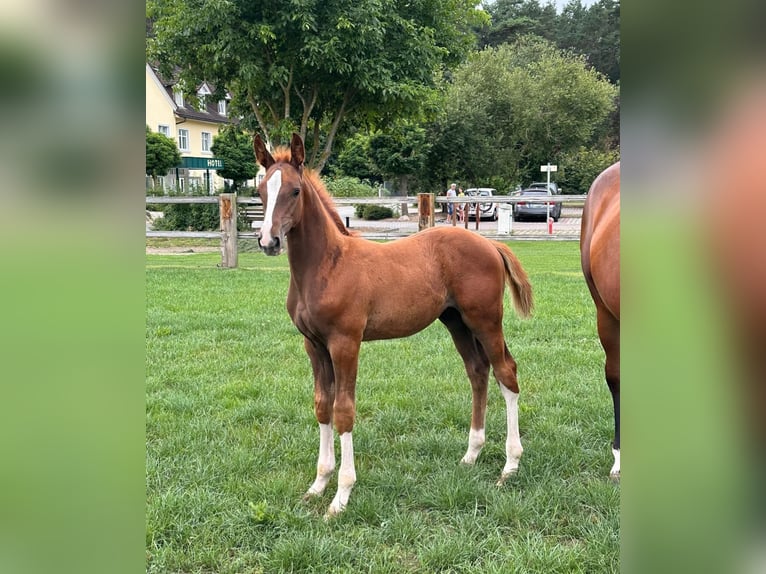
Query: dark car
513,189,562,222
466,188,498,221
529,182,561,195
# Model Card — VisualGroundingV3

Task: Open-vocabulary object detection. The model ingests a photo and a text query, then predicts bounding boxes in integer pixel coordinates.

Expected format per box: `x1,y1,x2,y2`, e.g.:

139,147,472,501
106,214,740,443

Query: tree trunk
399,174,409,217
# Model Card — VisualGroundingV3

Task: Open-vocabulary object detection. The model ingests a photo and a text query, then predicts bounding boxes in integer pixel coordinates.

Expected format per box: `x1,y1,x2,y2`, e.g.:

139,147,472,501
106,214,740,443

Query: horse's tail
494,242,534,319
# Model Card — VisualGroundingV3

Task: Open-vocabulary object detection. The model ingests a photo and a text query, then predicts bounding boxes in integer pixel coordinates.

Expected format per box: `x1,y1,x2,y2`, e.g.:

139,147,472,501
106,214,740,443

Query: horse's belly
362,304,442,341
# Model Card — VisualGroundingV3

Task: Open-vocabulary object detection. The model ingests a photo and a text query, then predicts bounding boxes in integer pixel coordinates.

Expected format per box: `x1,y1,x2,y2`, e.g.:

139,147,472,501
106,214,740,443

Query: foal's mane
272,147,353,237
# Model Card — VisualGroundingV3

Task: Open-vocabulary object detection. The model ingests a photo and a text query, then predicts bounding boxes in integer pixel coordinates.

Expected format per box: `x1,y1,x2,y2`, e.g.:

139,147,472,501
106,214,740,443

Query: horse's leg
439,308,491,465
597,307,620,478
303,337,336,498
473,328,523,485
325,336,361,517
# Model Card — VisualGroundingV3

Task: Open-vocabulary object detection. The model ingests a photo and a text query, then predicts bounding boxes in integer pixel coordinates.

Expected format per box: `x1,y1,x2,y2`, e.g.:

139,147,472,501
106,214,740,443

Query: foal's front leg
325,336,361,517
303,338,336,498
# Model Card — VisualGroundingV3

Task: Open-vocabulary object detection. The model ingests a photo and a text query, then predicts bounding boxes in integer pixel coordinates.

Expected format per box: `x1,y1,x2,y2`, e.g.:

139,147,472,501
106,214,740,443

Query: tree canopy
145,125,180,187
210,126,258,191
478,0,620,84
426,36,617,190
147,0,487,172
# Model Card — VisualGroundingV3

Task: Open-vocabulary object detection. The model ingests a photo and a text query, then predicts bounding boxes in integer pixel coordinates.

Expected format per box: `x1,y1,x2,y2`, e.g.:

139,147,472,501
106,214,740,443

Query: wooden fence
146,193,587,268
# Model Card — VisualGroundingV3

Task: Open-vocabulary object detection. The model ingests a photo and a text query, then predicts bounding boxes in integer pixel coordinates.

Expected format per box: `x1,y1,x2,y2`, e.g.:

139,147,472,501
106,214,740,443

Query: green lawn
146,240,619,573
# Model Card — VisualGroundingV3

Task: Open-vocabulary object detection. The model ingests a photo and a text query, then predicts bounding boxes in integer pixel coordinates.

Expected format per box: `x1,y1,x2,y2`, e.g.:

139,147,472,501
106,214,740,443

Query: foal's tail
494,242,534,319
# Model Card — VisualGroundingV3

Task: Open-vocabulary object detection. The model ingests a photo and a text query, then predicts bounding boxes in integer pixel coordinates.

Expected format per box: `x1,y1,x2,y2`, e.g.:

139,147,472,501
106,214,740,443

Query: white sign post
540,164,557,234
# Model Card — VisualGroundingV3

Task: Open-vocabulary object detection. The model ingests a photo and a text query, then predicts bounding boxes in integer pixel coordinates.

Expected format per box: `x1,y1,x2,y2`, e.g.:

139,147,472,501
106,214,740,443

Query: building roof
149,64,234,126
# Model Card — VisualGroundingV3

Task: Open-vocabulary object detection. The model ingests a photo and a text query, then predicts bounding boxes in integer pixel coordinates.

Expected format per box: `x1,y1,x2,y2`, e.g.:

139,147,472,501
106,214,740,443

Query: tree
147,0,487,172
145,125,180,189
368,121,430,214
480,0,620,85
558,146,620,194
477,0,558,48
559,0,620,83
332,133,378,183
210,126,258,192
426,36,617,189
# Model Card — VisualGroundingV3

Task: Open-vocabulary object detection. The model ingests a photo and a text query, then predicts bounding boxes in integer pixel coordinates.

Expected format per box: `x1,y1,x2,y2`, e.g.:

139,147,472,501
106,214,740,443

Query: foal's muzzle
258,232,282,256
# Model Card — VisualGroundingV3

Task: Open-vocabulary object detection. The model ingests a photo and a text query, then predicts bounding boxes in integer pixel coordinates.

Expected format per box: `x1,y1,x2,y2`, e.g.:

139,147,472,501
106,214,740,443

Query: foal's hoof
323,504,345,520
495,469,517,487
609,470,620,481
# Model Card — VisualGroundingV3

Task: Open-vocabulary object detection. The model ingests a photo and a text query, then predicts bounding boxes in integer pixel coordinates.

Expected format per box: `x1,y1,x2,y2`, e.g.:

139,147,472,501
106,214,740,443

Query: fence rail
146,193,587,267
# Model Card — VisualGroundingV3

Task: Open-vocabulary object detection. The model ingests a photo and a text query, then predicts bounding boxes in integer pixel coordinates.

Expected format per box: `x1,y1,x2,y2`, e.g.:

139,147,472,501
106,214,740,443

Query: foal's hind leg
440,308,491,465
473,330,523,485
303,338,336,499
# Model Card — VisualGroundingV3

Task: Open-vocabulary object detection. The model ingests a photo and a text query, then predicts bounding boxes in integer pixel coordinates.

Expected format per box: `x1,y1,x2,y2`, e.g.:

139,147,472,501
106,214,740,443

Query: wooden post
219,193,238,268
418,193,434,231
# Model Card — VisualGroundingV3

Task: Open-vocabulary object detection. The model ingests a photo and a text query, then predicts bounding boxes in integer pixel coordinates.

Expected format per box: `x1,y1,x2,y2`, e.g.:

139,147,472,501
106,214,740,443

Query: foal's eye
292,188,300,197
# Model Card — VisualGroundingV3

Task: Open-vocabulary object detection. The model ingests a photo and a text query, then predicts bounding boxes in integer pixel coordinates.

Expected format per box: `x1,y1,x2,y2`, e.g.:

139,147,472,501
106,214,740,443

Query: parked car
465,188,498,221
529,182,561,195
513,189,562,221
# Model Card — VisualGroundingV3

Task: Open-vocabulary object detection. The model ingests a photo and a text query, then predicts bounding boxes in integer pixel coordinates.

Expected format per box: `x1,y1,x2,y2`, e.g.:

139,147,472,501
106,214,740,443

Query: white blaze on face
260,168,282,247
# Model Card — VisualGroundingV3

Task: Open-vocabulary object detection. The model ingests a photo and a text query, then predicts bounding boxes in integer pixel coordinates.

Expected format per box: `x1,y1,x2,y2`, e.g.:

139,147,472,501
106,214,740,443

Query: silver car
465,188,498,221
512,189,562,221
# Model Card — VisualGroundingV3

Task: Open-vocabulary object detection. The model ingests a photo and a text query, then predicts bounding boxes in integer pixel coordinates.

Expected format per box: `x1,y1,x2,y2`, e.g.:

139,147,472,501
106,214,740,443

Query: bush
355,204,394,220
324,176,377,198
152,203,221,231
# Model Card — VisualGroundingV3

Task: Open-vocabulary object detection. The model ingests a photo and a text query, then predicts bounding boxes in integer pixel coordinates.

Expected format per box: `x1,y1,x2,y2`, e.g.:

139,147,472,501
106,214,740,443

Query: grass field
146,240,619,573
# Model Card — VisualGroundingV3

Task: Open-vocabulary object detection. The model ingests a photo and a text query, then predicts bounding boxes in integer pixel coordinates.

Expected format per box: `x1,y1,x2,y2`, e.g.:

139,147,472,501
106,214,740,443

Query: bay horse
254,133,533,517
580,162,620,477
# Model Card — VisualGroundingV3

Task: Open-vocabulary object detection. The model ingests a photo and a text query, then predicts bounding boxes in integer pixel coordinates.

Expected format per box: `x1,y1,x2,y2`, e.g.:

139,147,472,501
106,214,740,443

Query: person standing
446,183,457,220
457,187,467,224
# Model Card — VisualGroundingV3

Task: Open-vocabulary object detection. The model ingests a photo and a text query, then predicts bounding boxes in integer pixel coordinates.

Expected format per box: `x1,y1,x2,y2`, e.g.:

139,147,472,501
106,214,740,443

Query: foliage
145,125,180,184
151,203,220,232
368,121,430,197
210,126,258,190
425,36,617,191
558,0,620,84
558,146,620,195
331,133,378,182
147,0,487,172
478,0,558,48
478,0,620,84
323,176,378,198
145,242,619,573
354,204,394,220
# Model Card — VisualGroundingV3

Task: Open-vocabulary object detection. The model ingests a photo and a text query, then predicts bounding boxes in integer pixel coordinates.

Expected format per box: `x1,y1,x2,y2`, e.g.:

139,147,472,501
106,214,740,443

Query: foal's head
253,133,306,256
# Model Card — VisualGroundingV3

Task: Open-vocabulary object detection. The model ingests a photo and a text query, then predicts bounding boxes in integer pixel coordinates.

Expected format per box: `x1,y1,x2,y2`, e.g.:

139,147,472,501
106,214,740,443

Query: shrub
324,176,377,198
152,203,221,231
355,204,394,220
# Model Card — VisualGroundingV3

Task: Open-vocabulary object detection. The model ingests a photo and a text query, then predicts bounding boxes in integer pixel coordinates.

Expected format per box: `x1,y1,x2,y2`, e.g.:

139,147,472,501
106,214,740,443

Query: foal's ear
253,134,274,169
289,132,305,172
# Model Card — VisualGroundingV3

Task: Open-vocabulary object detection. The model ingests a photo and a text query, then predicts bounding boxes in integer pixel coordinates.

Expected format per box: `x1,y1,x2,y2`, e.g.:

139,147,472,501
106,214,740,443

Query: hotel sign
181,157,225,169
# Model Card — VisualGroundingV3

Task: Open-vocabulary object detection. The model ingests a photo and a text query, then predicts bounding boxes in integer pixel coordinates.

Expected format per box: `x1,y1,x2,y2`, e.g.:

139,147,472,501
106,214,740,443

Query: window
197,96,206,112
217,99,227,115
173,90,184,107
178,128,189,151
157,124,170,137
201,132,211,153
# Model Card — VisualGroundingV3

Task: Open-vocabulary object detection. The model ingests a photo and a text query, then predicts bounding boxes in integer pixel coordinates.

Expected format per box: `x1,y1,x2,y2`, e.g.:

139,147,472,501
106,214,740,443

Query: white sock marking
306,423,335,496
461,427,485,465
327,432,356,516
260,169,281,247
610,448,620,477
498,385,523,478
